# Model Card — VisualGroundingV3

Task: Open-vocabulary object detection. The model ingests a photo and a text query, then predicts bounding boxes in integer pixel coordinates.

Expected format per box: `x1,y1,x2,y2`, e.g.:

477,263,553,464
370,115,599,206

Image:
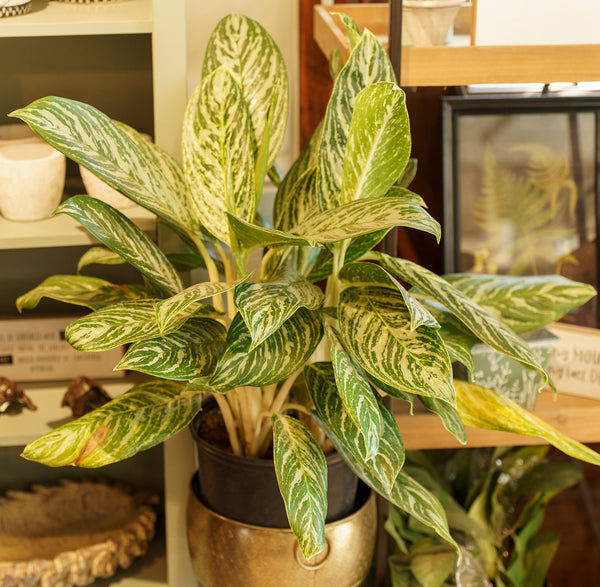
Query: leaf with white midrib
183,67,256,245
340,82,410,205
202,13,289,169
56,196,183,294
66,299,205,352
234,267,324,349
155,279,243,332
272,415,327,559
210,308,323,389
305,362,404,492
317,28,396,211
117,317,226,380
443,273,597,334
11,97,192,231
22,380,202,468
325,324,383,458
16,275,145,311
337,285,455,403
317,415,457,550
291,196,440,244
372,253,552,390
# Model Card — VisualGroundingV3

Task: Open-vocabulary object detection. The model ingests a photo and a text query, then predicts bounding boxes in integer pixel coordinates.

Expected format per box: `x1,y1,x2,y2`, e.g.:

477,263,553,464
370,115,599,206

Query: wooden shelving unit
0,2,195,585
314,4,600,86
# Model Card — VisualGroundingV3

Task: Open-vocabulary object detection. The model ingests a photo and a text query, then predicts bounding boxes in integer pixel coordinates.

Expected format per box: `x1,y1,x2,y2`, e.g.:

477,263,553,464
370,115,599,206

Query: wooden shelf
0,0,152,38
0,205,155,250
394,391,600,450
314,4,600,86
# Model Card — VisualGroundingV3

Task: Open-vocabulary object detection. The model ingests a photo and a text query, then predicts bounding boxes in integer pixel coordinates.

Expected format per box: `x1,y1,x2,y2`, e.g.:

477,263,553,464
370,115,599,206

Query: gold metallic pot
186,477,377,587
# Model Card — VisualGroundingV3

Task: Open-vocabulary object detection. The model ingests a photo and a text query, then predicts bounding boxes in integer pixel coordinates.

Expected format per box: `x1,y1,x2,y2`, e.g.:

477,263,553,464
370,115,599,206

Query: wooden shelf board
0,0,152,38
394,390,600,450
0,204,155,250
314,4,600,86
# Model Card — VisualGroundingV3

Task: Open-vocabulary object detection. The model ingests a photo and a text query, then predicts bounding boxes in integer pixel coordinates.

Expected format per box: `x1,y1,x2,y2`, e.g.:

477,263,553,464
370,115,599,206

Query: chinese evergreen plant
13,14,599,558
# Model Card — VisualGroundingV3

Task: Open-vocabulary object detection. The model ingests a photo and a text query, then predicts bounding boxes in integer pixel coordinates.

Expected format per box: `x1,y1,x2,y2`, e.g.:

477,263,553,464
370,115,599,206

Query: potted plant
11,12,599,585
386,446,582,586
402,0,466,46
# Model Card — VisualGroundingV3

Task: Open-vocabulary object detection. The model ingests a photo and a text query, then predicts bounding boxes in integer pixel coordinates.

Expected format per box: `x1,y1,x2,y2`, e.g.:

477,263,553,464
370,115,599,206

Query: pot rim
403,0,466,7
189,474,374,533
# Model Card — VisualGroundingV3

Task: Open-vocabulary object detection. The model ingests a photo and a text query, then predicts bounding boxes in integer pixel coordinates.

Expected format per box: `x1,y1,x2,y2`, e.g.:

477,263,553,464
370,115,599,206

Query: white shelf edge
0,0,153,38
0,205,156,250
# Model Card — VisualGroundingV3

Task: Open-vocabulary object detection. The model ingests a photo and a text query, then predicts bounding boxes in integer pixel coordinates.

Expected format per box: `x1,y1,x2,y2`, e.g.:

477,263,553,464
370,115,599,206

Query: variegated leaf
325,324,383,458
227,213,317,253
22,380,201,467
317,28,395,211
305,362,403,491
369,375,415,406
77,247,124,273
318,420,457,549
65,299,201,352
418,396,466,444
272,414,327,558
338,285,455,403
234,267,324,349
11,97,192,230
443,273,597,334
455,380,600,465
183,67,255,245
117,317,226,380
155,279,243,332
340,83,410,205
210,308,323,389
202,14,289,168
275,167,319,233
16,275,145,312
292,195,440,244
274,121,323,230
338,13,362,50
57,196,183,294
373,253,551,390
339,262,439,330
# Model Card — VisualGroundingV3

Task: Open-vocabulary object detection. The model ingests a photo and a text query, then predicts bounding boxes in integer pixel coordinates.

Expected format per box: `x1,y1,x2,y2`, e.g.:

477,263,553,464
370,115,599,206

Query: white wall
185,0,300,173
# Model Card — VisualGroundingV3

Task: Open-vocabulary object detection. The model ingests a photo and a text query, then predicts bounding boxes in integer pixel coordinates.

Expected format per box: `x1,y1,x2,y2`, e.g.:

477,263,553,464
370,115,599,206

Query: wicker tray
0,479,158,587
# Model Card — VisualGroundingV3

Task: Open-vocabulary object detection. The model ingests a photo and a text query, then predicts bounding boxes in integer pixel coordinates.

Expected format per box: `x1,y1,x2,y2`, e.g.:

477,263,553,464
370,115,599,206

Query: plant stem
212,393,242,456
189,232,226,313
215,241,238,319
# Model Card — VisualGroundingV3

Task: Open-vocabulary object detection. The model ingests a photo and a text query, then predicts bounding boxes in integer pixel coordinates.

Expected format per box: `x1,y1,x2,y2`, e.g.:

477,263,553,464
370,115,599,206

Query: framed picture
442,95,600,328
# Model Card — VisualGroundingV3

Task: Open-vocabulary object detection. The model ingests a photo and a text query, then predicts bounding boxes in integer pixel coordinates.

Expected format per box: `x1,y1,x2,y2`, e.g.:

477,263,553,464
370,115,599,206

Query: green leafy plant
386,446,581,587
12,13,599,559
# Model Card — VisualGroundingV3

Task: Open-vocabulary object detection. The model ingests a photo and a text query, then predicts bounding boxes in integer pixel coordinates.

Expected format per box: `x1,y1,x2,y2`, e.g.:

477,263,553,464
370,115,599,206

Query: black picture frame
442,95,600,328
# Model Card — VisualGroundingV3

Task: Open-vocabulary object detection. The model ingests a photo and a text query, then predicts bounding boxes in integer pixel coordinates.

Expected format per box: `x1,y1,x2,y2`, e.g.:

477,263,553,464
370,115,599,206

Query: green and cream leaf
210,309,323,389
11,97,192,230
16,275,145,311
340,82,410,205
305,362,404,491
56,196,183,294
234,268,324,348
455,381,600,465
22,381,202,467
183,67,256,245
337,285,455,403
77,247,125,273
325,324,383,458
117,318,226,380
443,273,597,334
272,415,327,558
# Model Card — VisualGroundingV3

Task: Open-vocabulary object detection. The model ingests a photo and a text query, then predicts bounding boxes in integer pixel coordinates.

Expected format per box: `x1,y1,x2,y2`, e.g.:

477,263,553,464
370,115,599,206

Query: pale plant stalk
215,241,237,319
213,393,242,456
189,232,226,313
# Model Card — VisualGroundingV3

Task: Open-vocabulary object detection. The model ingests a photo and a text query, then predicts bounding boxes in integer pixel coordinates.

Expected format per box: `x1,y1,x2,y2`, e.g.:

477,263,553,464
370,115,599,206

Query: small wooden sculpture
61,376,112,418
0,377,37,414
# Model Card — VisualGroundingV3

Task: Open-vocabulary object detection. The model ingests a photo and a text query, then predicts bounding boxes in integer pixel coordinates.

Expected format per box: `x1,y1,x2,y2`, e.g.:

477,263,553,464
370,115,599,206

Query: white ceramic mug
0,140,66,222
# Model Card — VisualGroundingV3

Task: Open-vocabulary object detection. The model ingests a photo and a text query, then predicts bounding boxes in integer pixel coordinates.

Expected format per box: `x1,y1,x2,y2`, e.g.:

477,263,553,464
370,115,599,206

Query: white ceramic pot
0,139,66,222
79,165,134,209
402,0,464,47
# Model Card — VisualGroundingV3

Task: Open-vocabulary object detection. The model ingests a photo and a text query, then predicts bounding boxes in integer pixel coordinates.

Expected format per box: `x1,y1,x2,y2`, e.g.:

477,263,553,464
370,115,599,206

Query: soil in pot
190,408,361,528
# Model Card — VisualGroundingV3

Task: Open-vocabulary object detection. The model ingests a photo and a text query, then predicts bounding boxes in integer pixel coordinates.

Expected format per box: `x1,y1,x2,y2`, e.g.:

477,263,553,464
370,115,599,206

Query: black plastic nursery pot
189,408,361,528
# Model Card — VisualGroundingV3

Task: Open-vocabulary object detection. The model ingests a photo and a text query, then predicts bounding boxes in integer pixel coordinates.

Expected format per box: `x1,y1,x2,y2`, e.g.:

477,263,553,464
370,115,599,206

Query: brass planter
186,477,377,587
